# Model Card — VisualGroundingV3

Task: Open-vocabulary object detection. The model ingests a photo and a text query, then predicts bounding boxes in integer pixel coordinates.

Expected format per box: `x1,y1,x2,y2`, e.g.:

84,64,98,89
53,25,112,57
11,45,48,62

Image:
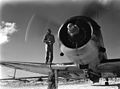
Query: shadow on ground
93,83,120,89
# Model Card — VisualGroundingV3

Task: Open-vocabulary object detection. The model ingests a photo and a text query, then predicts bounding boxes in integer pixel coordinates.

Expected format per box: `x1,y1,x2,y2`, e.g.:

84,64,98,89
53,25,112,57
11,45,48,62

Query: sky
0,0,120,77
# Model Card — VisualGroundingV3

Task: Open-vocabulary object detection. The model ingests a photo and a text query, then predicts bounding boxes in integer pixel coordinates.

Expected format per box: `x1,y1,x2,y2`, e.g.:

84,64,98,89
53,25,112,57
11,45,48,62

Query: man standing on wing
43,29,55,65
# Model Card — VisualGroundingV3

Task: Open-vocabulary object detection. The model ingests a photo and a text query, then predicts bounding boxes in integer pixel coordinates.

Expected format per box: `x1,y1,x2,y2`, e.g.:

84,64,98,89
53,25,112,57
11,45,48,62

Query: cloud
0,21,17,45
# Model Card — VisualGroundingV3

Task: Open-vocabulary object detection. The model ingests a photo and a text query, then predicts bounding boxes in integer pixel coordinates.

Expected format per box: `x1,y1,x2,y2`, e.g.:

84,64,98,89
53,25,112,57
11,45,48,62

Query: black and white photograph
0,0,120,89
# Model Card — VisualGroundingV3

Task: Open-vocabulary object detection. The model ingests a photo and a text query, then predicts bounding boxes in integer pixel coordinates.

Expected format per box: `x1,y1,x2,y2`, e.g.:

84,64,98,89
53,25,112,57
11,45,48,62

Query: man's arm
43,34,47,43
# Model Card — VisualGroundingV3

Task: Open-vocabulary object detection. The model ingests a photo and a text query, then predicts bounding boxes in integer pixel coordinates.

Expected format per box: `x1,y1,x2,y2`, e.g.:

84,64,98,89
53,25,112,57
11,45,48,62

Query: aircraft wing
0,61,51,75
97,58,120,75
0,76,48,81
0,61,84,79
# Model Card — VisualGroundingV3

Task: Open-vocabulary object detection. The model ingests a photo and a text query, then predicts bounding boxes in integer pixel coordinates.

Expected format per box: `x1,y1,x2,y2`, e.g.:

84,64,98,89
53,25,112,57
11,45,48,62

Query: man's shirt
43,33,55,51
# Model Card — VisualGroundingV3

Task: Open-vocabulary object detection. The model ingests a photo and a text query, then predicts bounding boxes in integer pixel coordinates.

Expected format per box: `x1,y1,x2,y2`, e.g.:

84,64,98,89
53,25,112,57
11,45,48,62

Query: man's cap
48,29,51,33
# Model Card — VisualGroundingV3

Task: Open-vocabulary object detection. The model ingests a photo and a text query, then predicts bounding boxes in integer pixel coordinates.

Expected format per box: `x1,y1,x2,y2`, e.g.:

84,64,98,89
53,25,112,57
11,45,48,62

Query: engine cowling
58,16,101,65
58,16,99,49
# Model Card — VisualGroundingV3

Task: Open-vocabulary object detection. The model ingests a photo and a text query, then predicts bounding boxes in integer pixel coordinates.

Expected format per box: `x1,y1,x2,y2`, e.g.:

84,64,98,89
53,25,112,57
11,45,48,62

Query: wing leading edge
0,61,51,75
97,58,120,73
0,61,83,79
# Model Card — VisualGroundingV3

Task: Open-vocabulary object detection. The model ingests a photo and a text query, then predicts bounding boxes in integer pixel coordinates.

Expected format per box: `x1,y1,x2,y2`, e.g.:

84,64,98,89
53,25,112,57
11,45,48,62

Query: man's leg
45,51,49,64
49,51,53,65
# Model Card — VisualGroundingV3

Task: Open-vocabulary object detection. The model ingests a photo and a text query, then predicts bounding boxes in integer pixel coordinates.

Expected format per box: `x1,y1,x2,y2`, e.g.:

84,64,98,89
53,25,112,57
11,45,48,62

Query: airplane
0,16,120,89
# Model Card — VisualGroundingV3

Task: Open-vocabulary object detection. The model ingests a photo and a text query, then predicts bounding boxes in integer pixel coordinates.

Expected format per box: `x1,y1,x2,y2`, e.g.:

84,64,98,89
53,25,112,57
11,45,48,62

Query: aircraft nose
58,16,93,49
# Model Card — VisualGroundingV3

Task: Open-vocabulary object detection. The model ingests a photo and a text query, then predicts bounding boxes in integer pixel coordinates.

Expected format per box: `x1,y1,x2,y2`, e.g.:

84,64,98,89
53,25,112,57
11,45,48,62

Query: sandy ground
0,84,119,89
0,79,120,89
0,83,119,89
